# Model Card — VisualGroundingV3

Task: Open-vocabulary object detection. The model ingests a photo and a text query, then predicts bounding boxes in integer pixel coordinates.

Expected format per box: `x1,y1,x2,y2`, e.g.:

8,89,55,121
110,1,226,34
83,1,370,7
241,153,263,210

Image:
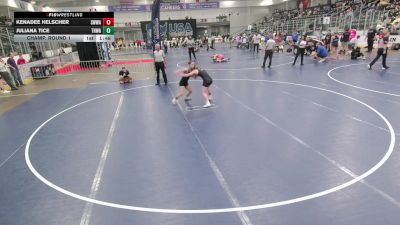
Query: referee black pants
367,39,374,52
155,62,167,85
188,47,196,61
293,48,305,65
253,43,259,54
370,48,387,68
164,44,168,53
262,50,273,67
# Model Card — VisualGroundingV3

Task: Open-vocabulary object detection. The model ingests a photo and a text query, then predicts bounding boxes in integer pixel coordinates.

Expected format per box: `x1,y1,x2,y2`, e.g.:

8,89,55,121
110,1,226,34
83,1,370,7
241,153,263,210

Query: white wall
114,7,251,23
229,7,269,33
0,0,39,12
310,0,329,7
115,30,143,41
0,6,10,17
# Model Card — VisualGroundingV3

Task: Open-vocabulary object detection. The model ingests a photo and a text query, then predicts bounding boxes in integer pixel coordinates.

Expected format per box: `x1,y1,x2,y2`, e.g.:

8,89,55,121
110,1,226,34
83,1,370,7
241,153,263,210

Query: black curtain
76,42,100,67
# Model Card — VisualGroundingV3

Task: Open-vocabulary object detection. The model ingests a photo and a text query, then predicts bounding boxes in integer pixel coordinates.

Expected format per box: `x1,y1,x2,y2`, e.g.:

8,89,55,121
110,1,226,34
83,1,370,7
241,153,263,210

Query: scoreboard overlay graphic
14,12,114,42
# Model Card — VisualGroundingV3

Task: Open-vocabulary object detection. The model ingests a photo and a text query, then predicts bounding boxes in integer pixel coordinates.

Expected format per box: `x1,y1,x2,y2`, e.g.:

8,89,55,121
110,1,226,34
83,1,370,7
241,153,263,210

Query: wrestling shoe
203,102,212,108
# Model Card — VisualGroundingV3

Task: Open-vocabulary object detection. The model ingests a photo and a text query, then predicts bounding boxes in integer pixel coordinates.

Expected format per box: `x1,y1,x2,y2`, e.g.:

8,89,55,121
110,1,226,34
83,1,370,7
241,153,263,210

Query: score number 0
102,18,115,35
103,18,114,26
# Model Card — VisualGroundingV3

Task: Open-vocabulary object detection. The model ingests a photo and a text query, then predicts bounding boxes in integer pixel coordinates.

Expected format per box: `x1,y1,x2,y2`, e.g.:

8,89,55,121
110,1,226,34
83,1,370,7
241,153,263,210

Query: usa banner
151,0,161,48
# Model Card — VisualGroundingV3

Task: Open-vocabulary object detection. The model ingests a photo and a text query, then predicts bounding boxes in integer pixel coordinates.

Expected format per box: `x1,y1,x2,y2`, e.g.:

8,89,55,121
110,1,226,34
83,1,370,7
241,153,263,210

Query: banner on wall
109,2,219,12
140,19,197,42
161,0,180,2
152,0,161,47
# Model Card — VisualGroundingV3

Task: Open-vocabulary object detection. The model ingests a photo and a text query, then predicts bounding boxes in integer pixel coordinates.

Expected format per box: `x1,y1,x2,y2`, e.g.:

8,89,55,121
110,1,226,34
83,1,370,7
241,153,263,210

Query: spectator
366,26,377,52
350,34,362,50
241,34,248,49
135,39,142,47
253,33,262,54
7,53,24,87
351,46,365,60
341,28,351,55
59,47,66,54
183,36,196,62
118,67,133,84
210,35,216,50
349,28,357,40
293,35,307,66
331,33,340,59
0,74,10,94
315,42,328,63
248,34,254,52
17,53,26,65
162,39,168,54
324,31,332,52
274,33,282,52
292,31,299,44
0,58,18,91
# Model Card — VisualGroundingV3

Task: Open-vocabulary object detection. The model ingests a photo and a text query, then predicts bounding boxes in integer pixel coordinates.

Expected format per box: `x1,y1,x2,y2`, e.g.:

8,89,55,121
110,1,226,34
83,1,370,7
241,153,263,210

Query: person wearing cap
118,67,132,84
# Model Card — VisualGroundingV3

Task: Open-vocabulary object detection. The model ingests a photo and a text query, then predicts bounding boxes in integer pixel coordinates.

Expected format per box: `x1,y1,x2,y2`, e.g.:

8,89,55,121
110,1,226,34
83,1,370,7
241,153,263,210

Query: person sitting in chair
118,67,132,84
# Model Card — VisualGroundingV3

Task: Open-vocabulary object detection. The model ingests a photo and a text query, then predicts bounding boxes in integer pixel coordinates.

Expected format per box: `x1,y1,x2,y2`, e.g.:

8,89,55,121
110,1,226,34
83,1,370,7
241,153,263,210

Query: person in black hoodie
331,33,340,59
366,26,377,53
341,28,351,55
324,32,332,52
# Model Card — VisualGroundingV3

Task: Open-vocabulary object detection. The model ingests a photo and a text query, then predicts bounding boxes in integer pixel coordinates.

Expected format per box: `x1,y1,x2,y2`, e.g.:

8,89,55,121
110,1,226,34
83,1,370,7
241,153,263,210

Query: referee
261,35,275,68
184,36,196,62
154,44,168,85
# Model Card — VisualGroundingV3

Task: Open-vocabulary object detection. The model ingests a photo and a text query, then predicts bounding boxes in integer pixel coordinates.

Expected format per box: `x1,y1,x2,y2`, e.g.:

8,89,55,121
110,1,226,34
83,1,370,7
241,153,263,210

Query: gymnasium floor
1,46,400,225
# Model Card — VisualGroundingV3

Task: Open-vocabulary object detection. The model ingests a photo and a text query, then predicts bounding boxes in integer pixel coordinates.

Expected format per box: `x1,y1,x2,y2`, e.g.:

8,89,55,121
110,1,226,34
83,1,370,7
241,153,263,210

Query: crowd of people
228,0,399,70
297,0,396,19
259,0,400,33
233,24,391,67
0,53,26,94
0,16,12,26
